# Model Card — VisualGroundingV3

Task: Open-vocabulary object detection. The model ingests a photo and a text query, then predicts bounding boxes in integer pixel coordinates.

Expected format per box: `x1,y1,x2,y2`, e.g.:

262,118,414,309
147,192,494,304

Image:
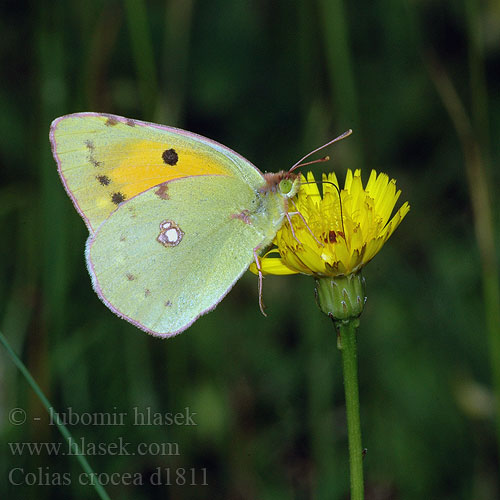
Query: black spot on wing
97,175,111,186
111,192,126,205
86,140,102,167
162,148,178,166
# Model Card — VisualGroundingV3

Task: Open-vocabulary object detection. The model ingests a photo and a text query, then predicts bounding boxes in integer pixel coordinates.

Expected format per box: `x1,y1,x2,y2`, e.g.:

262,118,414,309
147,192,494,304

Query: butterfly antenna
294,155,330,169
289,129,352,173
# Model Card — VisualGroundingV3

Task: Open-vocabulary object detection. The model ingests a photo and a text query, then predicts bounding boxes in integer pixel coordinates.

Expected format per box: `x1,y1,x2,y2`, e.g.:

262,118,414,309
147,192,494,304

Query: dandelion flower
252,168,409,321
256,169,409,277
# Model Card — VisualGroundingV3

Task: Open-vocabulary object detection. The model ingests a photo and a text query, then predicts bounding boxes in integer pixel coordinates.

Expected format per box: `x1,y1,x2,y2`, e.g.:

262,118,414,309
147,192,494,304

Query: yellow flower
253,169,410,277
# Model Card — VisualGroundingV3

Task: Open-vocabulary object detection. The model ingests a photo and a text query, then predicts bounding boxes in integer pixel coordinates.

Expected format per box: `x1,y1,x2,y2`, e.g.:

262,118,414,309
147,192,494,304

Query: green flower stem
338,319,364,500
0,330,110,500
315,274,366,498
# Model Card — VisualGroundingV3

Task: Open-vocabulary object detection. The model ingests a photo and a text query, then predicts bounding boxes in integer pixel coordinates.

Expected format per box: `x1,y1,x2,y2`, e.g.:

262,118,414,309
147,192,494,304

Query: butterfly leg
253,248,267,317
288,199,324,247
284,211,302,245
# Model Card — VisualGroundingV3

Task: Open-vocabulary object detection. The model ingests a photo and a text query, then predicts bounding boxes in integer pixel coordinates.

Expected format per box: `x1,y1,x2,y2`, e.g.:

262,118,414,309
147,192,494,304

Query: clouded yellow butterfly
50,113,311,337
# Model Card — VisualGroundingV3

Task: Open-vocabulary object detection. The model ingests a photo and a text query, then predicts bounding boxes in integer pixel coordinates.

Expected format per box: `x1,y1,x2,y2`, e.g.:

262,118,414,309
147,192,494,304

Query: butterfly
50,113,350,337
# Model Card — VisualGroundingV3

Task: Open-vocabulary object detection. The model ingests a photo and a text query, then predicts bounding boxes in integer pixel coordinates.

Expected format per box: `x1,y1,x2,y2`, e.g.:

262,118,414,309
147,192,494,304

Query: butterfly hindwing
86,175,279,336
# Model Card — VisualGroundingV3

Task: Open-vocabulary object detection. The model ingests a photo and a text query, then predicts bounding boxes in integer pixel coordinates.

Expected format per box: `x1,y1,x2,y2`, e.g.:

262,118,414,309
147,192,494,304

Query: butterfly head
262,171,300,199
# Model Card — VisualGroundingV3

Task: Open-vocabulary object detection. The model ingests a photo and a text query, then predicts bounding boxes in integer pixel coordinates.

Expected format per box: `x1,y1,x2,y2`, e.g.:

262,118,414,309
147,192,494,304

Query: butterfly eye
279,178,292,195
279,178,300,199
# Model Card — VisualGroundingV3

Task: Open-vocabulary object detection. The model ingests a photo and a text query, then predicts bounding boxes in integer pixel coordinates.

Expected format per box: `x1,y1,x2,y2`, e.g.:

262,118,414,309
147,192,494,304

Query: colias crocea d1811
50,113,350,337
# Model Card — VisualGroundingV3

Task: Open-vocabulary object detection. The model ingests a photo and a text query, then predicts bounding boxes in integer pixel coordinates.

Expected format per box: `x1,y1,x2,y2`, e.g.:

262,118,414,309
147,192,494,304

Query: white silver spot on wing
157,220,184,247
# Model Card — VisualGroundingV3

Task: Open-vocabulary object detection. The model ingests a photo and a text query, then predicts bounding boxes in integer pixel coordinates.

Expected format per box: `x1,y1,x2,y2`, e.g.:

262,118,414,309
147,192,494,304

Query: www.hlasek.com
9,467,208,487
9,437,180,457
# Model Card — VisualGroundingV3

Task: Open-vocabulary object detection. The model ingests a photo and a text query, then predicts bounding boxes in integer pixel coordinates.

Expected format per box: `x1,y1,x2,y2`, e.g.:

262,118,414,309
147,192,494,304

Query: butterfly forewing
50,113,264,233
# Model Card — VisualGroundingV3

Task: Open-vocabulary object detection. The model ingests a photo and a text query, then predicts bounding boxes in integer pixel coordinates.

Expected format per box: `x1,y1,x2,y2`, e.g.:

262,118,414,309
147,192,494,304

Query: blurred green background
1,0,499,498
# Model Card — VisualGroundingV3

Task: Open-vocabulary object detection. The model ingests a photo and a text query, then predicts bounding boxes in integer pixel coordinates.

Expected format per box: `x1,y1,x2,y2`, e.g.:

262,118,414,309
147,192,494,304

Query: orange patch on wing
108,139,231,201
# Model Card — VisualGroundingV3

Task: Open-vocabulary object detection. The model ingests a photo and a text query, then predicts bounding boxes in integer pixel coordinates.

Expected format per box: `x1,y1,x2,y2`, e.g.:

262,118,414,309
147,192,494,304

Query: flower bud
315,272,366,324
